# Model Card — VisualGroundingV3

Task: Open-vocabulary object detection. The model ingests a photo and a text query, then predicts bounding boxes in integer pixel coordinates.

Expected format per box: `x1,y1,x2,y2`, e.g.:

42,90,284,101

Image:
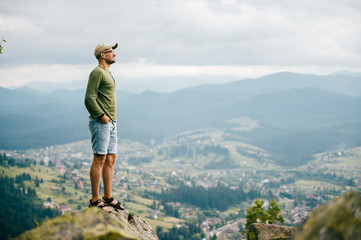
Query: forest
0,154,61,239
0,175,60,239
156,222,210,240
146,184,260,211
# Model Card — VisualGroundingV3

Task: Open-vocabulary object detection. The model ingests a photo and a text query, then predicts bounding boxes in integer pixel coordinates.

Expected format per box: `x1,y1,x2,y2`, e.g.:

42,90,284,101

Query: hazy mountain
331,70,361,77
0,87,55,106
17,71,361,94
18,75,242,93
227,88,361,166
231,87,361,129
1,72,361,166
183,72,361,99
19,80,87,93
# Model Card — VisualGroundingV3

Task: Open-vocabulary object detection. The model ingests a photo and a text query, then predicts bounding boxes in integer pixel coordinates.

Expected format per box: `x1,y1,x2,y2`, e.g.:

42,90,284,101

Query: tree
8,157,16,166
244,198,284,239
0,176,61,239
266,199,285,224
35,176,40,187
156,226,163,234
245,199,269,229
0,36,5,54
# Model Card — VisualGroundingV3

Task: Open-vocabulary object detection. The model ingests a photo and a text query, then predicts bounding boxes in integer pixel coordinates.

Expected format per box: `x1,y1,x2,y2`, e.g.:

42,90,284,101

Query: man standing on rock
85,43,124,211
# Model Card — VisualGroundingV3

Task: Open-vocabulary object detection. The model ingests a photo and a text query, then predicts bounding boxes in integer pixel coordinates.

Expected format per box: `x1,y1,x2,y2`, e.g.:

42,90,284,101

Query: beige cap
94,43,118,59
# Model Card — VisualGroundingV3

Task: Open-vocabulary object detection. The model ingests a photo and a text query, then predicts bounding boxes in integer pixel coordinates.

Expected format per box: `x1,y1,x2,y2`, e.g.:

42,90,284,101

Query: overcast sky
1,0,360,91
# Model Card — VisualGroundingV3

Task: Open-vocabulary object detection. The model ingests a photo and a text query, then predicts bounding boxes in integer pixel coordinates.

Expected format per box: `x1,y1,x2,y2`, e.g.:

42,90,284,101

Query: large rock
294,191,361,240
247,191,361,240
247,223,295,240
15,207,159,240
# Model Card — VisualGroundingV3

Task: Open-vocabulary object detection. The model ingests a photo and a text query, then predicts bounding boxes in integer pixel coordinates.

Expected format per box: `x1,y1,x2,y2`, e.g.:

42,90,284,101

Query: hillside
1,138,360,239
1,72,361,166
227,88,361,166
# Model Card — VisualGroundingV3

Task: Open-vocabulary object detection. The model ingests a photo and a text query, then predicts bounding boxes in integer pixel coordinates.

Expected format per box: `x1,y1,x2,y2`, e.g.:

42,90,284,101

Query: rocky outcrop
14,191,361,240
247,191,361,240
15,207,159,240
293,191,361,240
247,223,295,240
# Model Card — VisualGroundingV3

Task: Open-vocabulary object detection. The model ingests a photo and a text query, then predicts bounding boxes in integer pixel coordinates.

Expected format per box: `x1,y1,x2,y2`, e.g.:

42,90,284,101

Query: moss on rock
247,223,295,240
15,207,158,240
294,191,361,240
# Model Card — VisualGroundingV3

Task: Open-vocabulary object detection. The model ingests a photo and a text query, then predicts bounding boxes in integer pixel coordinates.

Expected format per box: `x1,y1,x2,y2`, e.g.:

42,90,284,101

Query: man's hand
100,114,111,124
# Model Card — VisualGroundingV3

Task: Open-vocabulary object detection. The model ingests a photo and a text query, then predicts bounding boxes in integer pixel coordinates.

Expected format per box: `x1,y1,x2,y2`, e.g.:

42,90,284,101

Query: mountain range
1,72,360,166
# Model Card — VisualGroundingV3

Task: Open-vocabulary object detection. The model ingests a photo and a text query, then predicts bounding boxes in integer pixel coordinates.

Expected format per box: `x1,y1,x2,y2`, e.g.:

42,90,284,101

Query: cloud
0,64,91,88
0,0,360,88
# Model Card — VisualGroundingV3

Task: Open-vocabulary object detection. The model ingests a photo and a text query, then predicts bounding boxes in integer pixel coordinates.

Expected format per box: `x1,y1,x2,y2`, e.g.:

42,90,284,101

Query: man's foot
89,199,112,212
103,196,125,210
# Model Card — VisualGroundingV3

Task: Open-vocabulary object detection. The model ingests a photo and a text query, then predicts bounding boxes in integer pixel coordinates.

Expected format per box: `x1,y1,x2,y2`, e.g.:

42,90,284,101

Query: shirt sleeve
84,70,104,118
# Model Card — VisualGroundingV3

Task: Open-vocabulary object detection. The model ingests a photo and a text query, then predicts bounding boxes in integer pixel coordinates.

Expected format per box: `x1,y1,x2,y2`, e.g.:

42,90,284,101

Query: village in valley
1,133,360,239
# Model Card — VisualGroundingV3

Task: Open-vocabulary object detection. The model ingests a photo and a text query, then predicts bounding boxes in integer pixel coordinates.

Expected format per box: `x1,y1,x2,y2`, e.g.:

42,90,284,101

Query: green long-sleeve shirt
85,65,117,121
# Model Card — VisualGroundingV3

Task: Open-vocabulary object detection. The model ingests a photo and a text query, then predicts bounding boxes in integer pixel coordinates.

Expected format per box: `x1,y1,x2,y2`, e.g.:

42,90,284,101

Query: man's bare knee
93,154,107,165
105,154,116,167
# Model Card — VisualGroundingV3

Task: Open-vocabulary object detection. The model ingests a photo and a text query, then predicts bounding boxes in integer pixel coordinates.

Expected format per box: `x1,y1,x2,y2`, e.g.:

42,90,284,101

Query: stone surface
15,207,159,240
248,223,295,240
293,191,361,240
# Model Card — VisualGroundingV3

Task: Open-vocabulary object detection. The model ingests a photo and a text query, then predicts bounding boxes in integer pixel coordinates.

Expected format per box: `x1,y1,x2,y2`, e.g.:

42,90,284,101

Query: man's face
101,49,116,64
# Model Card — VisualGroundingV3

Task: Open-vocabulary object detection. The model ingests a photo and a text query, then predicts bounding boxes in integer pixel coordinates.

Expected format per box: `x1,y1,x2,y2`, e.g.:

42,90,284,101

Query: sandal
89,199,112,212
103,196,125,210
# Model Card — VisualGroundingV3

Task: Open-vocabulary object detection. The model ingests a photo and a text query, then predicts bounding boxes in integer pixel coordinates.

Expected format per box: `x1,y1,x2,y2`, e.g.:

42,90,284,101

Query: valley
1,130,360,239
1,71,360,239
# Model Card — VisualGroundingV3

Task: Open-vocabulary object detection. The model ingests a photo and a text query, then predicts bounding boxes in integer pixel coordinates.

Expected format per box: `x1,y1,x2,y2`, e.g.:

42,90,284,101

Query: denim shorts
88,118,117,155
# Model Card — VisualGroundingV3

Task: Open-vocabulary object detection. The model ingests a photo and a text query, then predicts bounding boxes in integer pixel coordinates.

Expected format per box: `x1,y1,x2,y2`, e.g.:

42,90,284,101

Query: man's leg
102,153,124,209
102,153,116,199
90,153,106,202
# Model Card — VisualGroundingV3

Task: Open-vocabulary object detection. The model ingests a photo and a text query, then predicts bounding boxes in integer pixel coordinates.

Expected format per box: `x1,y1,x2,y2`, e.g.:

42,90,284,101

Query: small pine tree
267,199,285,224
245,199,269,229
35,176,40,187
244,198,284,239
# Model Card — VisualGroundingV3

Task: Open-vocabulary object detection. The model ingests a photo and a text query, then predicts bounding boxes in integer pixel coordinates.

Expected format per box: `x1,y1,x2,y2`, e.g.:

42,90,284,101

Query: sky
1,0,361,92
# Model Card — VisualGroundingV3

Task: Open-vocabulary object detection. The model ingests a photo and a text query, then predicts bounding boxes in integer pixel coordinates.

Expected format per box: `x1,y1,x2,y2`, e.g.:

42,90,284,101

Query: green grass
327,156,361,170
0,165,91,210
145,218,176,230
278,198,294,212
125,201,151,214
1,165,57,181
295,180,342,191
132,195,156,206
224,206,242,215
225,117,260,131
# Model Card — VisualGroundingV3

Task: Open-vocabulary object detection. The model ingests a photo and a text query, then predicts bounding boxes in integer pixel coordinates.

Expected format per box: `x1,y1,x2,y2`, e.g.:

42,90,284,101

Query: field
295,180,342,191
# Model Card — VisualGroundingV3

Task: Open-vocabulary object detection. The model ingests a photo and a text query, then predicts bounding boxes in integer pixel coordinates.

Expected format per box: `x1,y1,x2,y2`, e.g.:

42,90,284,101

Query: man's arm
85,70,105,119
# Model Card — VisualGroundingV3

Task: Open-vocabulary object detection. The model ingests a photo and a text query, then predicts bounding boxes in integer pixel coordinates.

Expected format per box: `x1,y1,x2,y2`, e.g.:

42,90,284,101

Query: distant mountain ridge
15,71,361,94
17,74,243,93
1,72,360,166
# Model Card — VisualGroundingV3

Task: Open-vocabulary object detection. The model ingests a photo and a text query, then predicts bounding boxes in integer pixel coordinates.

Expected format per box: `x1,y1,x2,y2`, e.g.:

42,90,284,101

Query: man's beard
105,59,116,64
